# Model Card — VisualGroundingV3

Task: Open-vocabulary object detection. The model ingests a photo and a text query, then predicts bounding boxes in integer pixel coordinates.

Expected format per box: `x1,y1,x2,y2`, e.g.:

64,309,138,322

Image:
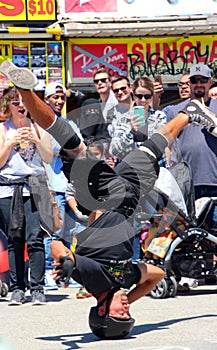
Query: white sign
61,0,217,19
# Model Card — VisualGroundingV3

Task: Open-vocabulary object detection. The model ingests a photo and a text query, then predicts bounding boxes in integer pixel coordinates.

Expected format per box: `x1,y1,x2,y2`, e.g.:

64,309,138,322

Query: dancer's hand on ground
50,240,75,288
53,256,75,288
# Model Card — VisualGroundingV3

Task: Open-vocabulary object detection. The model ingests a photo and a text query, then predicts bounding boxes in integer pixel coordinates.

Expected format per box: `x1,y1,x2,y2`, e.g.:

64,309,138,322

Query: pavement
0,283,217,350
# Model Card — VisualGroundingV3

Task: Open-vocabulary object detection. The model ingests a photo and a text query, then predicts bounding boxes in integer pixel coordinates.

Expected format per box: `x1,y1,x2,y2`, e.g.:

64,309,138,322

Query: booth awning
58,14,217,37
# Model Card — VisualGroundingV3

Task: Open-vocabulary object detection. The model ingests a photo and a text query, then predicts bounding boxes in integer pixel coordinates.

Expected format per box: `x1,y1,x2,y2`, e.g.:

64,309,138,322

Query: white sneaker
181,99,217,137
44,270,58,291
179,277,198,288
0,60,38,89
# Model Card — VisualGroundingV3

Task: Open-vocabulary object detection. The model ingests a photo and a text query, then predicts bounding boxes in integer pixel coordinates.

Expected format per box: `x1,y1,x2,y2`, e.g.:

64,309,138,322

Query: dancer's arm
127,262,165,304
18,88,87,156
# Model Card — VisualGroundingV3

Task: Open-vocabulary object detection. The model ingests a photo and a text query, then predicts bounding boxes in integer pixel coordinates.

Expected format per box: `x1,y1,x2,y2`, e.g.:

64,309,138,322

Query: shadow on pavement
36,313,217,349
26,293,70,303
176,287,217,297
131,313,217,336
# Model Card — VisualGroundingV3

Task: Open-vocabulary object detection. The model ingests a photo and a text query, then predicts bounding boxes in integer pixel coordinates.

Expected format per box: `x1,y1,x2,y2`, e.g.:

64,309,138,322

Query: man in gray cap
165,64,217,286
165,64,217,122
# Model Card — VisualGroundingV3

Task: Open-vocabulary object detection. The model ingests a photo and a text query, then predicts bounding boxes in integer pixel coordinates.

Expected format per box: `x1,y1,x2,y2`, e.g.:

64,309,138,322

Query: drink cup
20,141,29,149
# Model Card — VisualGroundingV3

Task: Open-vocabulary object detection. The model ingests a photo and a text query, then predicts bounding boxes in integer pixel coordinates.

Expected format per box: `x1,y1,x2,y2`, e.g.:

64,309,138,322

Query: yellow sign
27,0,56,21
0,0,56,21
69,35,217,83
0,40,64,92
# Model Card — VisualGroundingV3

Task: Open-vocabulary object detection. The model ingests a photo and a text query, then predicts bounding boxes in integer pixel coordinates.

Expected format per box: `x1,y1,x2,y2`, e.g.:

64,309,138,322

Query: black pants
0,196,45,292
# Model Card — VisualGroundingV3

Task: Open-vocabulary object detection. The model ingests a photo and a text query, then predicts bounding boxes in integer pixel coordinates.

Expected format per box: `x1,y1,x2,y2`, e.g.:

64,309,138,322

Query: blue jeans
132,216,141,262
0,196,45,293
132,199,157,262
55,192,76,245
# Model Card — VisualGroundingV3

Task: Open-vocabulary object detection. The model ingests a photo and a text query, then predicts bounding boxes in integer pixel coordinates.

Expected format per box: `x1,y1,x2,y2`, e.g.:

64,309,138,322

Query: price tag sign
0,0,56,22
27,0,56,21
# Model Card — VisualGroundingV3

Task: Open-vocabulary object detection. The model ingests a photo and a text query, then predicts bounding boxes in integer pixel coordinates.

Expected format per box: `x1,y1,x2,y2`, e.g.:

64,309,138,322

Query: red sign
72,43,128,78
65,0,117,13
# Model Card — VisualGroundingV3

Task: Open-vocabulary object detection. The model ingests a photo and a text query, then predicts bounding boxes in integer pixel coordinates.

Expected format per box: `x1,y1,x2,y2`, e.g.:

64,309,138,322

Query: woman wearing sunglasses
132,77,167,141
109,76,168,164
0,86,53,305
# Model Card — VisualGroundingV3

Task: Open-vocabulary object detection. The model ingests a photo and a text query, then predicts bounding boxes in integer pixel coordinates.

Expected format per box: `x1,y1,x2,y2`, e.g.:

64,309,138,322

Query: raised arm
18,89,87,157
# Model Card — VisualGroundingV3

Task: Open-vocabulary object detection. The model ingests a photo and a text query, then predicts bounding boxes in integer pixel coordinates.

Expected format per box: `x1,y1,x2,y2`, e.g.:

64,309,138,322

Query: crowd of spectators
0,62,216,306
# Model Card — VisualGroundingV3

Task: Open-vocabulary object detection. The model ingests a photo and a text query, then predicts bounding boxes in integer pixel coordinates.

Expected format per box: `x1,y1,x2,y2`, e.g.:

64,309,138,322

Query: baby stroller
138,162,217,299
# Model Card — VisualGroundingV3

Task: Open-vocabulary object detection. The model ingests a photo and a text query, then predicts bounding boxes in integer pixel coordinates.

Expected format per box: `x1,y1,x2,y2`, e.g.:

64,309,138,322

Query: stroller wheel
150,278,168,299
166,276,178,298
1,282,9,297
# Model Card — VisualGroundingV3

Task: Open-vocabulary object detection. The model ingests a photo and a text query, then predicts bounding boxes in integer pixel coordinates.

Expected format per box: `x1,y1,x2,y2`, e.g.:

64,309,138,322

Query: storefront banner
72,44,128,77
69,36,217,84
63,0,217,18
0,40,64,92
0,0,56,21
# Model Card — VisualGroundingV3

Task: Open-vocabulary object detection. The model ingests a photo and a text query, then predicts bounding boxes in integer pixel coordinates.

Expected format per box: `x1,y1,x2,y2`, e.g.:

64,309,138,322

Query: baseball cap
189,64,211,78
45,82,66,97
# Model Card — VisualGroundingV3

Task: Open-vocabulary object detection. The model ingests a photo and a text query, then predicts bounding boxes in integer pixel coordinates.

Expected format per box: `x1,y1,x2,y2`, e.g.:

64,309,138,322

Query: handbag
49,190,63,232
31,120,63,232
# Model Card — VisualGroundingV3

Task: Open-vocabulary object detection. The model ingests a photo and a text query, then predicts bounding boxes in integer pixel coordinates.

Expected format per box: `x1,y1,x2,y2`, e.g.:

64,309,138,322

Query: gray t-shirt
164,98,217,186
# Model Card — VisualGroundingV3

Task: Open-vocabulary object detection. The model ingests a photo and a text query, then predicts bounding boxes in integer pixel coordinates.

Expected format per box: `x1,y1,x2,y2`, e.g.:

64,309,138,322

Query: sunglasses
190,76,209,84
113,86,128,94
11,100,20,106
93,78,108,84
134,93,152,100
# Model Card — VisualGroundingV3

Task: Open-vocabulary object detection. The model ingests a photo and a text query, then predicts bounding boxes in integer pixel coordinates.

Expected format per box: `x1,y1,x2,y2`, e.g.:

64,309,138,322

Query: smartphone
133,106,146,127
154,74,163,85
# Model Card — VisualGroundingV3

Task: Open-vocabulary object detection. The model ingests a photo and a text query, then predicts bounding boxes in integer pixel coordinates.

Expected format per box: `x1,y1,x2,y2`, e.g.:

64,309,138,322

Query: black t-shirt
50,119,162,297
76,211,134,262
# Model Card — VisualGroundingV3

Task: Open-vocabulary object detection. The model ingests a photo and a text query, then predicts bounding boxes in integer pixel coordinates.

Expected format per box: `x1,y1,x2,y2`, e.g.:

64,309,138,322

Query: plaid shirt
108,106,168,167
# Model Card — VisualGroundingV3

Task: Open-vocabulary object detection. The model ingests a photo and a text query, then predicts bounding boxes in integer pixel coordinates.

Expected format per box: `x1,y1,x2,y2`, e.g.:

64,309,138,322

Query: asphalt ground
0,283,216,350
